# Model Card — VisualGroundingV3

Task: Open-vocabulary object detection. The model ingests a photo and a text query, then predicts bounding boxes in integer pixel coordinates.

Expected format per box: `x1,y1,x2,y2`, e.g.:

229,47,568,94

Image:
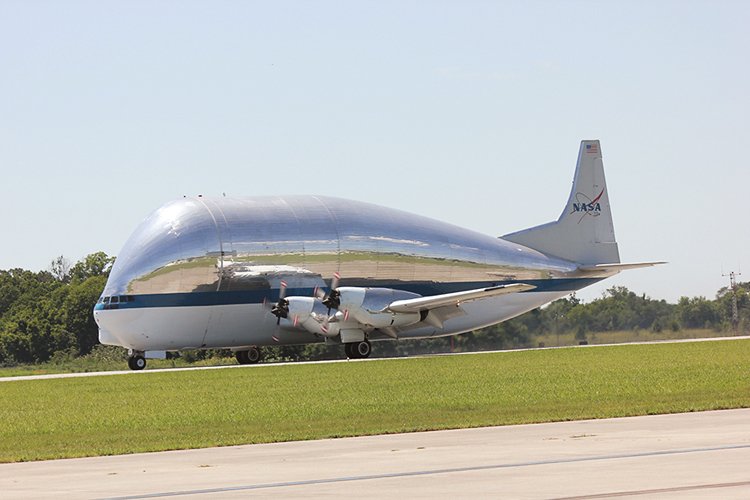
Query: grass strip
1,339,748,463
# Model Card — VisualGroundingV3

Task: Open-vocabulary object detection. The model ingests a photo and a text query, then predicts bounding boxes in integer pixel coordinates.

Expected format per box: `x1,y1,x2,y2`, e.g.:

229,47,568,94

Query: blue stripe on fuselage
94,278,602,311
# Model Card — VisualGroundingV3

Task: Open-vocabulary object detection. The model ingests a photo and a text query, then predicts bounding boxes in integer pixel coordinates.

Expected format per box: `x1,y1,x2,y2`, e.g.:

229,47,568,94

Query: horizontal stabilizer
577,261,667,274
387,283,535,314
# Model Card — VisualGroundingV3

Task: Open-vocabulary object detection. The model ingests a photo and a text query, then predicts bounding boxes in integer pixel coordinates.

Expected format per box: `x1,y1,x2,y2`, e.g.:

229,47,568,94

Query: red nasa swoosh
591,189,605,204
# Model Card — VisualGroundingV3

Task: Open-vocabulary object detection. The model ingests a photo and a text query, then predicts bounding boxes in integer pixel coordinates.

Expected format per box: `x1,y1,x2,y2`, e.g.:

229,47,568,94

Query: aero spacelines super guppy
94,141,663,370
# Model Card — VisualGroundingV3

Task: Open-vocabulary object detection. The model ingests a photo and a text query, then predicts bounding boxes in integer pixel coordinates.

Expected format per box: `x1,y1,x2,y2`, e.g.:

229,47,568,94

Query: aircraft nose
102,198,222,297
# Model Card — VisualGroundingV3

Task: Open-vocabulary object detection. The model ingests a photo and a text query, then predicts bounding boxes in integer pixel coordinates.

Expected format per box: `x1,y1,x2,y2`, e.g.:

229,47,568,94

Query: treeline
459,283,748,352
0,253,114,365
0,253,747,365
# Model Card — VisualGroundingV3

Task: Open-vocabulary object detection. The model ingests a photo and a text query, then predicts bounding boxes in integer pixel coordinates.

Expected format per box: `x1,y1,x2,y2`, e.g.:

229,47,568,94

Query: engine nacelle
336,287,422,329
283,296,340,337
285,296,316,322
283,287,424,336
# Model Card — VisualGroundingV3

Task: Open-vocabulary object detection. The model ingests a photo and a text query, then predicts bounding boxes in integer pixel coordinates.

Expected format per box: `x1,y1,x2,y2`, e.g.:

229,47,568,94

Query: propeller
321,272,341,313
266,275,344,330
269,280,289,325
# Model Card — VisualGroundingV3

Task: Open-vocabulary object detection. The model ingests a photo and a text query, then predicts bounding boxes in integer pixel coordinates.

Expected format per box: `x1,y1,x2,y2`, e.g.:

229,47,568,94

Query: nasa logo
570,189,605,223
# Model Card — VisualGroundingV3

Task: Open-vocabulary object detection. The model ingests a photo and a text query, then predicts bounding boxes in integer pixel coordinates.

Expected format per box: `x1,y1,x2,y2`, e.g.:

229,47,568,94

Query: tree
676,296,719,329
69,252,115,282
63,275,108,355
50,255,71,282
0,253,113,365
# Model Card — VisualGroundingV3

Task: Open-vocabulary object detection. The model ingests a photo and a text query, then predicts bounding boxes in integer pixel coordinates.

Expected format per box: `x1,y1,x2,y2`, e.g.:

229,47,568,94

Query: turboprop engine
275,296,336,336
332,287,422,329
273,286,425,338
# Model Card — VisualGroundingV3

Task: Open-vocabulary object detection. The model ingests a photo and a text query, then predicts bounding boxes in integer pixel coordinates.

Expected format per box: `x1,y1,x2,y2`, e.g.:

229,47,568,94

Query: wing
387,283,536,313
278,283,536,338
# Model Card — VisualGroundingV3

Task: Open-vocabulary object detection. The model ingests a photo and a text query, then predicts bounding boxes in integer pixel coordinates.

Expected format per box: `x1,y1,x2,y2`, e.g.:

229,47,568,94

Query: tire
355,340,371,358
235,350,249,364
247,346,261,364
236,347,261,365
345,341,371,359
128,355,146,371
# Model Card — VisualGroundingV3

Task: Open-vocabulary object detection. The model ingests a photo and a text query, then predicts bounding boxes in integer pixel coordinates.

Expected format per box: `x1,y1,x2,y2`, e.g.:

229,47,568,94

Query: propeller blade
322,289,340,312
268,281,290,325
270,297,289,322
262,296,276,312
321,272,342,312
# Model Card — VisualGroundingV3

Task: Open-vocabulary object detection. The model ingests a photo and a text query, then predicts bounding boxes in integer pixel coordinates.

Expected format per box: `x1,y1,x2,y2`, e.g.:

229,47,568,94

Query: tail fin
503,140,620,265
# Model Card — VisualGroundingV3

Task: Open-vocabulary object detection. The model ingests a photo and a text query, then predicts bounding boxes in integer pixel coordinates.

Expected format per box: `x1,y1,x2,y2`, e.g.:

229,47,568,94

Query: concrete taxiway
2,409,749,499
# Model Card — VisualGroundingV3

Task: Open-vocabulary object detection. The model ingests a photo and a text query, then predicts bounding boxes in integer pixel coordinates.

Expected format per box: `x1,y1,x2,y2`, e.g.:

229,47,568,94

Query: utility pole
722,270,741,334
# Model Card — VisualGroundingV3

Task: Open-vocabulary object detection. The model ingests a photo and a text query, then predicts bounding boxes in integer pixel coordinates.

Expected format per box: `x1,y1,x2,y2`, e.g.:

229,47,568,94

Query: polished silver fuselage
95,196,596,351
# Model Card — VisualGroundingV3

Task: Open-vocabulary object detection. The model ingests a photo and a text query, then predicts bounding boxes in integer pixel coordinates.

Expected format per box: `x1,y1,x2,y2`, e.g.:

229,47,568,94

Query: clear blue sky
1,1,747,303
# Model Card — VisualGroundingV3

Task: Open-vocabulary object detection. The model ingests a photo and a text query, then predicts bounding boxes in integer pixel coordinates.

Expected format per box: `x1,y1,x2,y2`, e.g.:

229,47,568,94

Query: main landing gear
344,340,372,359
236,346,262,365
127,352,146,371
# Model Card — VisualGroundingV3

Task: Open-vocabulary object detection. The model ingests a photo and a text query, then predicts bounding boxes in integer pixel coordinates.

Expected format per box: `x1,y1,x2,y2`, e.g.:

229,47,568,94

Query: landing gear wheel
236,347,262,365
128,354,146,371
247,346,261,363
355,340,371,358
344,343,354,359
345,341,371,359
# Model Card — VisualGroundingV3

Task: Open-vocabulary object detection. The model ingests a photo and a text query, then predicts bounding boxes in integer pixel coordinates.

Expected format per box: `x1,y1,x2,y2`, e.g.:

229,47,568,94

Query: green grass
1,339,748,463
0,328,734,378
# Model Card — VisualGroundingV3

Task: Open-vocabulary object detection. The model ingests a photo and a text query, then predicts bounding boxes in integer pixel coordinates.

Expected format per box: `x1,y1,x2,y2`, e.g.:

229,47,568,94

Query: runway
2,335,747,383
2,409,749,499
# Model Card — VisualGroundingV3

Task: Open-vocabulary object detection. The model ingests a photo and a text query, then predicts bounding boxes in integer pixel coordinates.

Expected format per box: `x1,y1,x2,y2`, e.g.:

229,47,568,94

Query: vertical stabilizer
502,140,620,265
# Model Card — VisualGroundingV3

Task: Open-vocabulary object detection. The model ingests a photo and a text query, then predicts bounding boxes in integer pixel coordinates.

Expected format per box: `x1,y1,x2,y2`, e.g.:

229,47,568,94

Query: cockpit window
100,295,135,308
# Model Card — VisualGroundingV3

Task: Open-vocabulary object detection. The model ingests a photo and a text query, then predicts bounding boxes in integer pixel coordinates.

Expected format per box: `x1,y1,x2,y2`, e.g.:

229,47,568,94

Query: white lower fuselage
96,290,575,351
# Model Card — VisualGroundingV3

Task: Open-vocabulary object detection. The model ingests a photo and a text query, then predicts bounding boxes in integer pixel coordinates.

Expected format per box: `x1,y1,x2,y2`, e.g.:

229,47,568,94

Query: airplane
94,140,663,370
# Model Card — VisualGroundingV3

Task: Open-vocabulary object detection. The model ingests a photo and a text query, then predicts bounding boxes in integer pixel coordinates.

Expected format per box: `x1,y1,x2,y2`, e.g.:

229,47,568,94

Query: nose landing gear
127,352,146,370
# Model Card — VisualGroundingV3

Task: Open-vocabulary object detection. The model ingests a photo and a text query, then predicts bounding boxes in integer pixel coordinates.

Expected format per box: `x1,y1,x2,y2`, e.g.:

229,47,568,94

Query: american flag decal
585,143,599,154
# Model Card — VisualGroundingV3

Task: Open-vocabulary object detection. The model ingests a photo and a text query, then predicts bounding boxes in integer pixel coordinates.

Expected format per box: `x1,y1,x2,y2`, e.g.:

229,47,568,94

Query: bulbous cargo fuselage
94,195,587,352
